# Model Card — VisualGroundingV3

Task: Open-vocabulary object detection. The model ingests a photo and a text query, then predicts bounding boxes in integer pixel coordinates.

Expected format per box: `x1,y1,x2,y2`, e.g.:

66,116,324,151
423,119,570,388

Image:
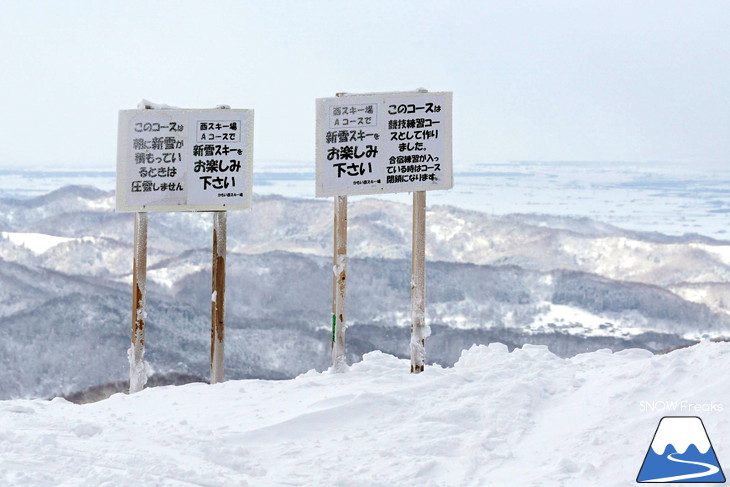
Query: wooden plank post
316,89,451,374
410,191,428,373
331,195,348,371
129,211,148,393
210,210,227,384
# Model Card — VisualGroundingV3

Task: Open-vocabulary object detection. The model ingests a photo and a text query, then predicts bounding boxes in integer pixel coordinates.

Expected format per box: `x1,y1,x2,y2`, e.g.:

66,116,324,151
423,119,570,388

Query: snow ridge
1,342,728,486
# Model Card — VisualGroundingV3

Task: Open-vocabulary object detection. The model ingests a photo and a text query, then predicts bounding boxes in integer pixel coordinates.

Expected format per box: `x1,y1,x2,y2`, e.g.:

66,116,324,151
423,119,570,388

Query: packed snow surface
1,341,728,486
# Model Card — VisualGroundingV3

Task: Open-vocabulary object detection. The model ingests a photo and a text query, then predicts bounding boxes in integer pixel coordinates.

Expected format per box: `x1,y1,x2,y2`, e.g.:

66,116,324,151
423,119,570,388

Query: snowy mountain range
1,185,729,399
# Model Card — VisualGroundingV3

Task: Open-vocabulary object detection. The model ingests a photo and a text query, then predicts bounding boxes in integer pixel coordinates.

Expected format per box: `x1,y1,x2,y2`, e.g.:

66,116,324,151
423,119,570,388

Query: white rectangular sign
315,91,452,197
116,109,254,212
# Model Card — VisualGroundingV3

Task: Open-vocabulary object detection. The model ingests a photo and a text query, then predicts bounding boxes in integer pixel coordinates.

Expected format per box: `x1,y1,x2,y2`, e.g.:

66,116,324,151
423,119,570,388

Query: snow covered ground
1,341,728,486
1,164,728,484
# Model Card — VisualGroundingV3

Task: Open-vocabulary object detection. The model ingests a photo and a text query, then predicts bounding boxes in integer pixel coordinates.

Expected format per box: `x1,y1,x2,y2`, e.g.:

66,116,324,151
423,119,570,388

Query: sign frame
315,91,452,197
116,108,254,213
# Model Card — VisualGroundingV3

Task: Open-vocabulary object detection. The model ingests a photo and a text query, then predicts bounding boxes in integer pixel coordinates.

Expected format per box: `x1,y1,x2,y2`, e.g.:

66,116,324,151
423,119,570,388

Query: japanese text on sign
116,109,254,212
315,92,452,197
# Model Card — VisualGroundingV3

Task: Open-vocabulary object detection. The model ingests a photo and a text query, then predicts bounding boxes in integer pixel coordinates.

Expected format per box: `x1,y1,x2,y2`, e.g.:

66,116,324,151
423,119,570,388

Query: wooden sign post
331,194,348,371
410,190,426,373
129,211,148,393
316,90,452,373
210,211,227,383
117,102,253,391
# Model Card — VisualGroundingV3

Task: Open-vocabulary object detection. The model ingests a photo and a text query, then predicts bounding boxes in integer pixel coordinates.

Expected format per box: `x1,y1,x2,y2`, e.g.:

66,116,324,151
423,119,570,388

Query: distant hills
1,185,729,399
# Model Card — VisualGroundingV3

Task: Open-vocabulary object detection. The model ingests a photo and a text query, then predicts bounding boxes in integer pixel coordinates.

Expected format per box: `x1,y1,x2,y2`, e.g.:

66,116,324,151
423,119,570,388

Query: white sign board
116,109,254,212
315,91,452,197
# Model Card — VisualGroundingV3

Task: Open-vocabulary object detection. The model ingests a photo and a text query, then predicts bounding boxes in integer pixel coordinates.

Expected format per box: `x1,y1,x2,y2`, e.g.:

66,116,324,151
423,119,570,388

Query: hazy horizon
1,1,728,169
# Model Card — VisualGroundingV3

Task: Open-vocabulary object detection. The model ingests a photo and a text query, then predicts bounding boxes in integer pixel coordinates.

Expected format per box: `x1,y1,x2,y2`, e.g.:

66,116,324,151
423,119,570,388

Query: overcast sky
0,1,728,169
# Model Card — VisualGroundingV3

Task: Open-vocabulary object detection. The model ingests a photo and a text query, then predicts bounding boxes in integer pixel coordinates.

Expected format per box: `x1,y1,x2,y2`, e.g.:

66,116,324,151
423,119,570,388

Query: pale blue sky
0,0,728,168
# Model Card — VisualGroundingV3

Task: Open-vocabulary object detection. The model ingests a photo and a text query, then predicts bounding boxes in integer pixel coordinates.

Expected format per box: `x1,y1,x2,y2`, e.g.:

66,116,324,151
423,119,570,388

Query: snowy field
1,341,728,486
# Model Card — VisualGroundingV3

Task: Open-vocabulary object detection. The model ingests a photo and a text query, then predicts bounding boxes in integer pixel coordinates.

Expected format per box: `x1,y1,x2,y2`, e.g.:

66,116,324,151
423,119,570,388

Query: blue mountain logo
637,416,725,483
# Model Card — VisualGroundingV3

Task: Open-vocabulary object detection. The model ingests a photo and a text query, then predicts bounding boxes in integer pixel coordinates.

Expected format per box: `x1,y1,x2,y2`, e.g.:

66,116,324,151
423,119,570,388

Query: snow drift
1,340,728,486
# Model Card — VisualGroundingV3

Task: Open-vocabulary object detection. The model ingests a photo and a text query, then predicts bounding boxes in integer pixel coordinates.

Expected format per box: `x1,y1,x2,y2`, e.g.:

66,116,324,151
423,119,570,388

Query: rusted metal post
129,211,148,393
211,211,227,384
332,195,348,371
410,191,428,373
